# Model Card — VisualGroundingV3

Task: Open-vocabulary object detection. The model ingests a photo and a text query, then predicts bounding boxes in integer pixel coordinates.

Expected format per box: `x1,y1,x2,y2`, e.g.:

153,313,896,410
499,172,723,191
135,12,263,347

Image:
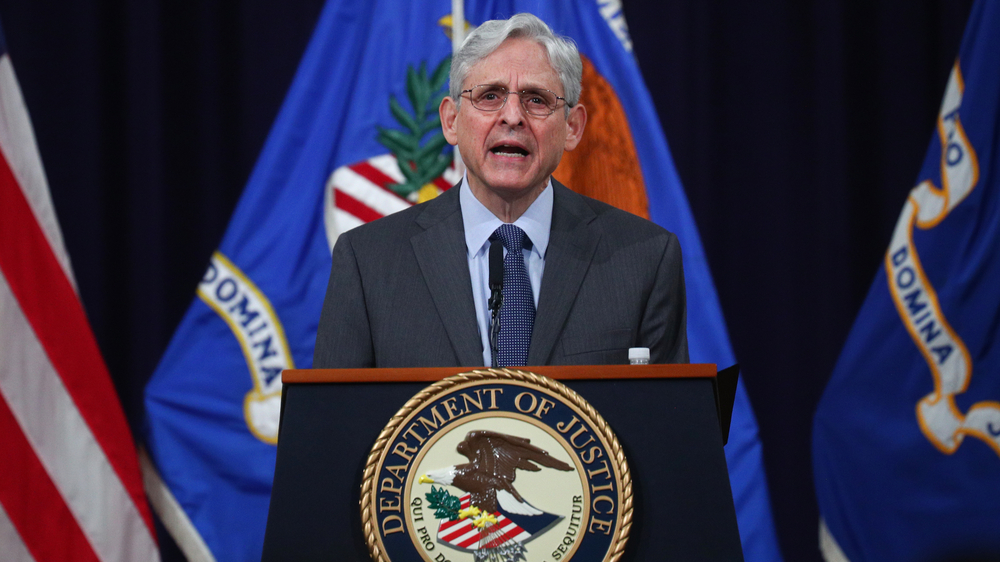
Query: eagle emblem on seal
418,430,573,561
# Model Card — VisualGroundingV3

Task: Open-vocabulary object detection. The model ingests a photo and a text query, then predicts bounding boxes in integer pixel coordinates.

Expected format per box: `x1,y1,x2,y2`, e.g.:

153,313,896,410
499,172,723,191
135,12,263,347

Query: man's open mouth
490,144,529,157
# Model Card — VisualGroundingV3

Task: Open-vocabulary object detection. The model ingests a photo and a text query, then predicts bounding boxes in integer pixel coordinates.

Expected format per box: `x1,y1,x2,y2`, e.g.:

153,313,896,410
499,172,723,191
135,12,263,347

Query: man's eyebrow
473,81,552,92
515,82,556,93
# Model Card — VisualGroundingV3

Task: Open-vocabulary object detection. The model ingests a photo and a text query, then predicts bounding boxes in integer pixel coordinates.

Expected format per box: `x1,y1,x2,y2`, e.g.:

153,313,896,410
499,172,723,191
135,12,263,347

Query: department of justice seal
361,369,631,562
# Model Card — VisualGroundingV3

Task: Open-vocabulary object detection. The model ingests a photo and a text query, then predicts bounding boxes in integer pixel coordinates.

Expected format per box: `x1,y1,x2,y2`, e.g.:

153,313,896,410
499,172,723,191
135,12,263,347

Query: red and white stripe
0,52,159,561
323,153,461,251
436,494,530,551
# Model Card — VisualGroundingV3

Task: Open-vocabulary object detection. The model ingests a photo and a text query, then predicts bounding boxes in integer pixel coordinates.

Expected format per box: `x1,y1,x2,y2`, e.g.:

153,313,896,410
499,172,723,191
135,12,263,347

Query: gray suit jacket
313,180,688,368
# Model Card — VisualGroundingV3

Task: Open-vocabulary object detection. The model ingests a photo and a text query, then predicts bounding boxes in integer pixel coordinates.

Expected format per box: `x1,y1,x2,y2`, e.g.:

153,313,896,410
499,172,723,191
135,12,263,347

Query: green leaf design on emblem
376,55,453,199
425,485,462,521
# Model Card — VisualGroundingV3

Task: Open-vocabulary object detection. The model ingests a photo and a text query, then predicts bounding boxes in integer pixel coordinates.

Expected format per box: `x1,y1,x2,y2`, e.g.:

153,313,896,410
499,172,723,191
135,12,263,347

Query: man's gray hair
449,13,583,108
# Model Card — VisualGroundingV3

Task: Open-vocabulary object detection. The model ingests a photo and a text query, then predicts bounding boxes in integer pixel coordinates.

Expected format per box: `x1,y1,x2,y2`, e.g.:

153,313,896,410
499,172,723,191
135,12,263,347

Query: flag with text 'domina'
814,2,1000,560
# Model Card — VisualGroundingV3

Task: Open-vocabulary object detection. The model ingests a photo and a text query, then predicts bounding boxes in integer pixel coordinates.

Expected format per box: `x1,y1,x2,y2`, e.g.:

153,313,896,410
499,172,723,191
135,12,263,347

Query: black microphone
488,239,504,367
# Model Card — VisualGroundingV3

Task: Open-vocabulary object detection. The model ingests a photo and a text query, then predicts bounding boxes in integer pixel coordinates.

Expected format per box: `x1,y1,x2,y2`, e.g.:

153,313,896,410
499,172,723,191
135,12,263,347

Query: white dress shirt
459,175,553,366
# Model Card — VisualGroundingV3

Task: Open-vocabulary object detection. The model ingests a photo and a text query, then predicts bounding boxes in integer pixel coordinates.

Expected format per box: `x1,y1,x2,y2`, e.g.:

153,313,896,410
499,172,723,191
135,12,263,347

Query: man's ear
563,103,588,152
440,97,459,146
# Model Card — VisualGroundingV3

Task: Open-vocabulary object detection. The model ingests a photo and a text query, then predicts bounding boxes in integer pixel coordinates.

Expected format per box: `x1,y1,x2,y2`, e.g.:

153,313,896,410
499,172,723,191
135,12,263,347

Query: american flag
0,26,159,562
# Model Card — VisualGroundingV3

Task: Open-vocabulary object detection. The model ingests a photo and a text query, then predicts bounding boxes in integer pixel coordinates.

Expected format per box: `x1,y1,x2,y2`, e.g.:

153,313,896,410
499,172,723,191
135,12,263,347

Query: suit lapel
411,188,483,367
528,182,600,365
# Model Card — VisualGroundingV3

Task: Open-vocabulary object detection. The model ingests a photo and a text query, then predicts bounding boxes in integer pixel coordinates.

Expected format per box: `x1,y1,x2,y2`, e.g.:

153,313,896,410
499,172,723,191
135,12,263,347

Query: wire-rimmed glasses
461,84,568,116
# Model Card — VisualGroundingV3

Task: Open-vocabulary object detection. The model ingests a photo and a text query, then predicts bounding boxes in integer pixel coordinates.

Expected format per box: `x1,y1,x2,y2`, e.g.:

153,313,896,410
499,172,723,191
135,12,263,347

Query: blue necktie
492,224,534,367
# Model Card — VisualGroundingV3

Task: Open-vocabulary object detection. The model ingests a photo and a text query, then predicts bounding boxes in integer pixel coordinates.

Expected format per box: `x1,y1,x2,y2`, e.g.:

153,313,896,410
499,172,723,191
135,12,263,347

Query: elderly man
314,13,687,368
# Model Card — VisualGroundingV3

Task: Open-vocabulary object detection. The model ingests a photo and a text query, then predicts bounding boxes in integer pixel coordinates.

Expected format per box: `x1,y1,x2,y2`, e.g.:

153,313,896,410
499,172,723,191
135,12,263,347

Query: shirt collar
460,173,553,258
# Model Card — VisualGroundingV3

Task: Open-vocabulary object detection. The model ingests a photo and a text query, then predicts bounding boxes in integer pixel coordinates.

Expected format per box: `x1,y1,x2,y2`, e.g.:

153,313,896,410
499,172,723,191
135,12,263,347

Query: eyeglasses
461,85,568,116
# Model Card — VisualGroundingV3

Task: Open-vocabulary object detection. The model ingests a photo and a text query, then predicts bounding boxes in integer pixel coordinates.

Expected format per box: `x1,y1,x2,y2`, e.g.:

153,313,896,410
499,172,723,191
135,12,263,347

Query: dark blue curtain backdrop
0,1,974,560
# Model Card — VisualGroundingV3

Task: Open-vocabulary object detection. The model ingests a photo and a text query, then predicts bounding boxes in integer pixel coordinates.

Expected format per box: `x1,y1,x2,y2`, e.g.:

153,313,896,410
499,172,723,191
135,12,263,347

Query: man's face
440,37,586,203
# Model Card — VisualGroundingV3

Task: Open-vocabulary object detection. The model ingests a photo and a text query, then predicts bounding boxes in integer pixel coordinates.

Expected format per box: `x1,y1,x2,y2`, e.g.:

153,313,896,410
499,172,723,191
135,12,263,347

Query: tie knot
492,224,528,252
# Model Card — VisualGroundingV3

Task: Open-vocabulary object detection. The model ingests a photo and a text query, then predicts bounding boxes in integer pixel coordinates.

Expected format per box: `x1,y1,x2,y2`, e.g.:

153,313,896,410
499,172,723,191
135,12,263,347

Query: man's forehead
464,38,559,86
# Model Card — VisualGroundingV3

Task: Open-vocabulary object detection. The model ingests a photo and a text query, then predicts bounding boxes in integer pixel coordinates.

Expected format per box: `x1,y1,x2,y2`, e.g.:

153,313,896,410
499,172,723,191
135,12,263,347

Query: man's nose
499,92,526,126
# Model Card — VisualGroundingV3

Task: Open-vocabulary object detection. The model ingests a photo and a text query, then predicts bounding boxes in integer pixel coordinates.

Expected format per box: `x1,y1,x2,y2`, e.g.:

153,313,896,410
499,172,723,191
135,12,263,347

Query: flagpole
451,0,465,175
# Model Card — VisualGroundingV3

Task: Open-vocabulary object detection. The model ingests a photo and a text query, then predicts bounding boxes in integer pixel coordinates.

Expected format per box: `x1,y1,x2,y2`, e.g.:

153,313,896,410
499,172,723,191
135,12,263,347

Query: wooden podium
262,365,743,561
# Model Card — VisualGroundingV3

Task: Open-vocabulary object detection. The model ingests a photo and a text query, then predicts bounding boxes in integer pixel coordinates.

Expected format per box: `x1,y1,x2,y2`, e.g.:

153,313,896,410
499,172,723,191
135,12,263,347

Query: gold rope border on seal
360,368,633,562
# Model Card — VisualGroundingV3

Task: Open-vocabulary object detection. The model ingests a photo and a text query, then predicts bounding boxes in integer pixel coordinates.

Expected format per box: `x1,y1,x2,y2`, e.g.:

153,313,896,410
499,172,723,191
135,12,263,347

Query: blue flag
143,1,780,560
813,2,1000,560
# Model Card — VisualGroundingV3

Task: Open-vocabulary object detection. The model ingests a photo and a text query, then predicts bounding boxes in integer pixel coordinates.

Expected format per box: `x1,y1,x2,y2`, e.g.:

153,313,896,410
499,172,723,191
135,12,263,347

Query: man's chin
479,180,547,201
